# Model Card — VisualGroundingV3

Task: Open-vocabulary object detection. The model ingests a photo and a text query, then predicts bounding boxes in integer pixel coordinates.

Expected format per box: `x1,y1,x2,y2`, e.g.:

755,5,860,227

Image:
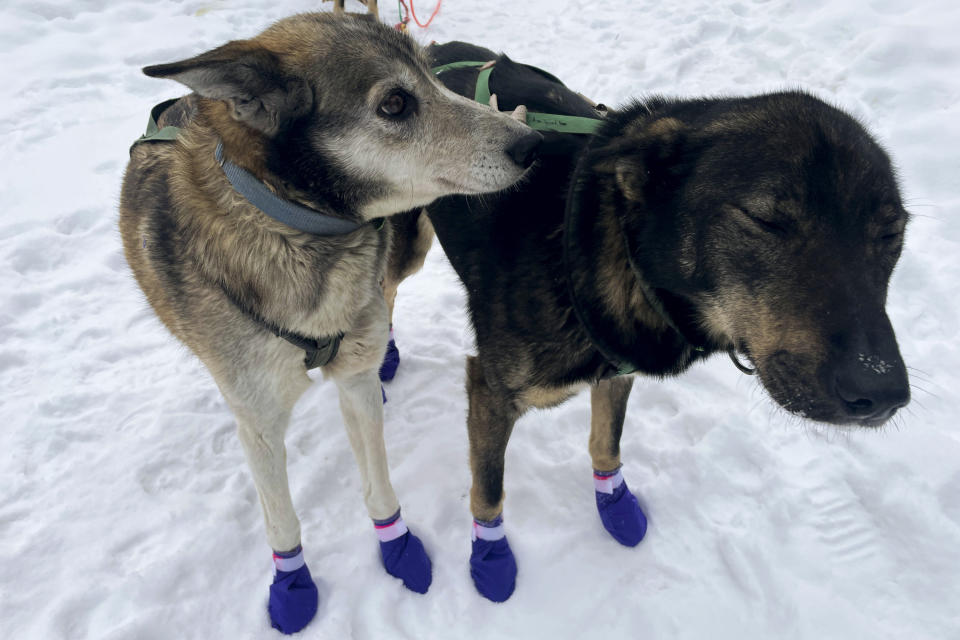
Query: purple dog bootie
375,510,432,594
595,467,647,547
379,326,400,382
268,545,319,635
469,515,517,602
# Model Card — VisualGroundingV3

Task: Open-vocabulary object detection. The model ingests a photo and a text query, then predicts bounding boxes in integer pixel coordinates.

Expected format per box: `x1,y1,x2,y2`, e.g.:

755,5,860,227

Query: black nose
834,354,910,425
505,131,542,169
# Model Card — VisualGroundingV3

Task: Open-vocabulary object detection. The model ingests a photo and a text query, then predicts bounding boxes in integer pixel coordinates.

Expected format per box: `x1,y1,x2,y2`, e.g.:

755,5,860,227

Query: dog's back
426,45,611,385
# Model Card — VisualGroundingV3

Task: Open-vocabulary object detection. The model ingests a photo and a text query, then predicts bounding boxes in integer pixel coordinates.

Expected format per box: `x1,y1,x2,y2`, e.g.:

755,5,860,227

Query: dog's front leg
589,376,647,547
334,368,400,518
465,355,521,603
333,368,432,594
223,359,318,635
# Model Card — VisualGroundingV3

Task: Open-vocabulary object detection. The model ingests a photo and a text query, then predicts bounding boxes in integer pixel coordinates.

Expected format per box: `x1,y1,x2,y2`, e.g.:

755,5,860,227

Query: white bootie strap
593,468,624,494
472,516,506,542
272,547,305,573
374,512,409,542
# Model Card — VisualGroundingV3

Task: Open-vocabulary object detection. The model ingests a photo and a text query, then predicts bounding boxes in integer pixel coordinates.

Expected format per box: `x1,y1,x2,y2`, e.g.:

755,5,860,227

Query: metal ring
728,348,757,375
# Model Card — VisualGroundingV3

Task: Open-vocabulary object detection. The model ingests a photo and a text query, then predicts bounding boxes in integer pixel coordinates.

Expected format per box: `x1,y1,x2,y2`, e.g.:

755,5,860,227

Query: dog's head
598,92,910,427
142,13,540,218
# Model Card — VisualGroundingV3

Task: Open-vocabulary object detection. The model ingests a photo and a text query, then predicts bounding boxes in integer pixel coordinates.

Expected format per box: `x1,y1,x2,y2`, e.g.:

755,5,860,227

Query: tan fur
466,356,519,521
596,207,669,333
699,288,827,363
588,377,634,473
383,210,435,323
518,385,583,410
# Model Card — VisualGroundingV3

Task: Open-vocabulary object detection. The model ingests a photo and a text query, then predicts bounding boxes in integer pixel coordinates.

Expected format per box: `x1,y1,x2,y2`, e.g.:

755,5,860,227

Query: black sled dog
424,41,911,602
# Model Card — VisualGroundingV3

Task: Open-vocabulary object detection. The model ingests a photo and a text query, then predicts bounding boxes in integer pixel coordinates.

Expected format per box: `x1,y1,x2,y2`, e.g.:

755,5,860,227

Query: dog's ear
143,41,312,136
594,117,687,203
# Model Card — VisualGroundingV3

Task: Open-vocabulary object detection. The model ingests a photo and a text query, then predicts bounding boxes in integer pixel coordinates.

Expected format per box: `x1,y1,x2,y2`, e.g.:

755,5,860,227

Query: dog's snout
506,131,543,169
833,357,910,425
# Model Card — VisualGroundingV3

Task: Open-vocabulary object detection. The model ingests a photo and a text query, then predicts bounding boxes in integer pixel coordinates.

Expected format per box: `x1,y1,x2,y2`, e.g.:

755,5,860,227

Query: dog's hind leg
465,355,521,602
214,350,318,634
332,367,432,594
379,209,435,382
589,377,647,547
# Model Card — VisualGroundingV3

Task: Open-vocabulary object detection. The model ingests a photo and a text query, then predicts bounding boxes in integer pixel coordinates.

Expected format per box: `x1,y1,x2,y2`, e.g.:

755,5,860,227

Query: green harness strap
432,61,604,135
475,65,494,106
130,98,182,153
431,60,493,106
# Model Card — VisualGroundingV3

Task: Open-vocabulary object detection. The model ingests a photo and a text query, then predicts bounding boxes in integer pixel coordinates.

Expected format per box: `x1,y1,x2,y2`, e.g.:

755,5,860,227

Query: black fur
425,43,909,426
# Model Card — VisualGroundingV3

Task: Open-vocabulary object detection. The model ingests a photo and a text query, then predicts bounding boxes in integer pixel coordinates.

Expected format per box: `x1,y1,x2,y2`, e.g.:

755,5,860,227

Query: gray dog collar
215,141,363,236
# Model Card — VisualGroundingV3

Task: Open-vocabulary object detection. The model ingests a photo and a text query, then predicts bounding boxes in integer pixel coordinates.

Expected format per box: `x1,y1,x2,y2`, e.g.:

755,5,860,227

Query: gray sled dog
421,41,911,602
118,15,539,634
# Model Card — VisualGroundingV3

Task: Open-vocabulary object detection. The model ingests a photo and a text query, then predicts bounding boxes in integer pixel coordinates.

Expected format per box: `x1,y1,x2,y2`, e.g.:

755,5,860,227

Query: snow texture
1,0,958,638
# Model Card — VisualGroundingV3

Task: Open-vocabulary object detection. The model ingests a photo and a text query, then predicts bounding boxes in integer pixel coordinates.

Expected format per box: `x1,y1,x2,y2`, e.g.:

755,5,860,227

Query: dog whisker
907,395,929,412
908,382,938,398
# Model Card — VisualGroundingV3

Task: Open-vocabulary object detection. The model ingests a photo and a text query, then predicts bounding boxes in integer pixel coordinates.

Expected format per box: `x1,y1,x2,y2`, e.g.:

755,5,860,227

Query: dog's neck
563,124,714,377
214,141,365,235
196,100,373,228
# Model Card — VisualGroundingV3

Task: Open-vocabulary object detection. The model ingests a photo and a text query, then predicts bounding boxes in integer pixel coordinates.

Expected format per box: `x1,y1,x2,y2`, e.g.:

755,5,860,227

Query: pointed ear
594,117,687,203
143,41,312,135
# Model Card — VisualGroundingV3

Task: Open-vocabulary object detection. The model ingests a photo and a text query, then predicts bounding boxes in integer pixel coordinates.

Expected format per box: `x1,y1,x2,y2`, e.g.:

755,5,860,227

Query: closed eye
878,207,908,243
730,205,789,235
745,213,788,234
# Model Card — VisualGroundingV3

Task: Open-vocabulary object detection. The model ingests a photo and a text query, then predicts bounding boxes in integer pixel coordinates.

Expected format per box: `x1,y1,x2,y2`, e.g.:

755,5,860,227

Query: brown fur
383,210,436,322
588,377,634,473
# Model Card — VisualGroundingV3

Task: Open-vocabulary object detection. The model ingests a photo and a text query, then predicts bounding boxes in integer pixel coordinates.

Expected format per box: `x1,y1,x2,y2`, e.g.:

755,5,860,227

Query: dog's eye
379,90,414,119
748,215,787,234
733,206,788,235
879,230,904,255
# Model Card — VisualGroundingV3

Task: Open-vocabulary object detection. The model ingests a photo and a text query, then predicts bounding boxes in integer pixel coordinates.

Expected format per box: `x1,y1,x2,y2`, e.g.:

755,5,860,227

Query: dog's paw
379,331,400,382
595,469,647,547
470,536,517,602
379,530,433,594
268,556,319,635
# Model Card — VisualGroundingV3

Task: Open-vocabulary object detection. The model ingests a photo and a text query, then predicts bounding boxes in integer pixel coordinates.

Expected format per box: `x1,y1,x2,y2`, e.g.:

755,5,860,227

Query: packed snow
1,0,958,638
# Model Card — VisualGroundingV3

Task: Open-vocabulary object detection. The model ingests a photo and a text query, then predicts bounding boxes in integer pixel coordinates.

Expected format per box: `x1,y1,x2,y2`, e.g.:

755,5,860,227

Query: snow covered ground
1,0,958,637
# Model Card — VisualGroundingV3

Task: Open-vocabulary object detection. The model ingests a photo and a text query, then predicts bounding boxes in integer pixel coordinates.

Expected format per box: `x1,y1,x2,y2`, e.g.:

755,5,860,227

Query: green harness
130,98,183,150
431,60,605,135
